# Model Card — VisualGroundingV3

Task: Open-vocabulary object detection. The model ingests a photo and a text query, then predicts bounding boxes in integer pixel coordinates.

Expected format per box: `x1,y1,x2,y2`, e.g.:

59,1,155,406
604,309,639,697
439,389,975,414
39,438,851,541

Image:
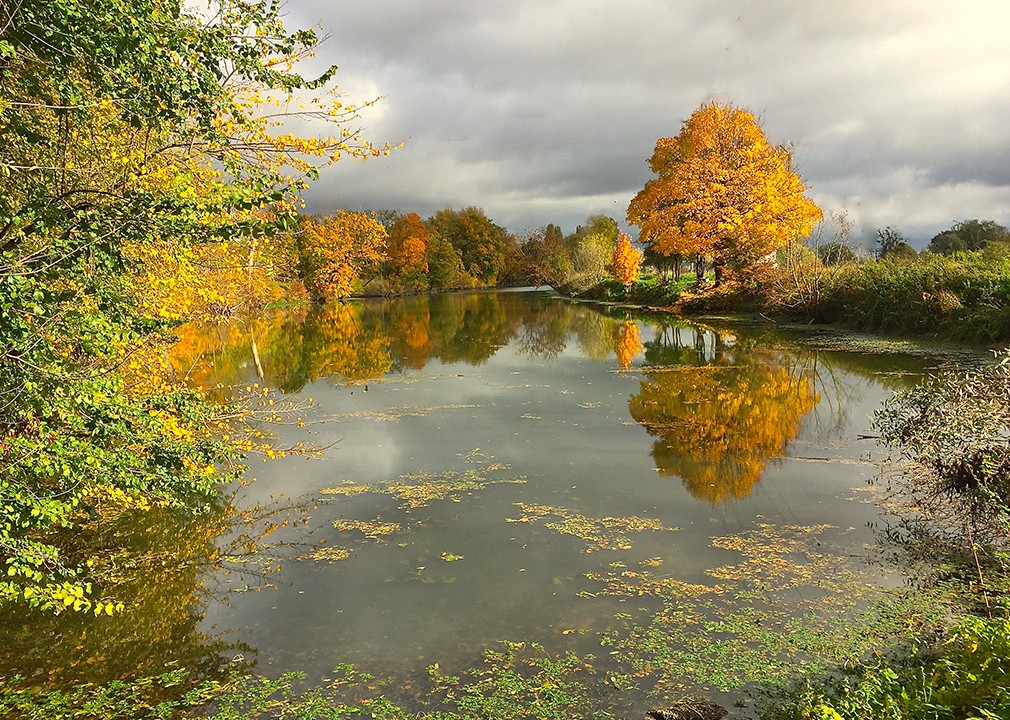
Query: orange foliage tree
610,232,644,289
298,212,388,299
627,102,822,281
384,212,430,292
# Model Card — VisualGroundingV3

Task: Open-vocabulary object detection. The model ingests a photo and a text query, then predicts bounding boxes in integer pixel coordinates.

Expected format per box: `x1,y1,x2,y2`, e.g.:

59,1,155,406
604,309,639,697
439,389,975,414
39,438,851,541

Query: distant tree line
288,207,637,300
813,219,1010,266
296,206,519,298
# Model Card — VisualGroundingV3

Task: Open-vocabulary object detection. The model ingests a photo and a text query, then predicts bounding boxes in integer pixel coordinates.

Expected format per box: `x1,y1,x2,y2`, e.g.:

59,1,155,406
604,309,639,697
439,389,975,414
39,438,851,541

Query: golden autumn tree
298,211,388,299
384,212,430,292
610,232,644,290
90,42,391,320
627,102,822,282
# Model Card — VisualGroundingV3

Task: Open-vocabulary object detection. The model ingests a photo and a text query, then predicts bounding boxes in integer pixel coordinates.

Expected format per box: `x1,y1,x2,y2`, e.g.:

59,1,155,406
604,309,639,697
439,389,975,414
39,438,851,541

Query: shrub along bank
768,251,1010,343
765,352,1010,720
588,251,1010,345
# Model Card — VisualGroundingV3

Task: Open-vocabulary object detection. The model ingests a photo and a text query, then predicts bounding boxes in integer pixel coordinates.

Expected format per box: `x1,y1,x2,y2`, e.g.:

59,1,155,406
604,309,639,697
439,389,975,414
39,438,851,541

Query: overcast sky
279,0,1010,248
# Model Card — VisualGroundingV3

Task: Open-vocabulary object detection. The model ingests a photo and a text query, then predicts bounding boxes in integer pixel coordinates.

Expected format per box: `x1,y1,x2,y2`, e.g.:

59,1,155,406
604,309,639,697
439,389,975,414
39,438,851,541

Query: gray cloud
282,0,1010,245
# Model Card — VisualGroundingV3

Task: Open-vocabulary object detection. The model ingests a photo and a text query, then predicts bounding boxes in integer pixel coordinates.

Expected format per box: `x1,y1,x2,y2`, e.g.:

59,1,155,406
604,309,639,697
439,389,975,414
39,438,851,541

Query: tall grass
770,252,1010,342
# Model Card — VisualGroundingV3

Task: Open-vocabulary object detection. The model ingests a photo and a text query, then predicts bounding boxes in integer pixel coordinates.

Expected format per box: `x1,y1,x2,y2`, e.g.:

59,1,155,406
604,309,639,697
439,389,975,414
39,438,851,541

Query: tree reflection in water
159,296,823,507
612,318,644,371
0,494,306,692
629,325,820,504
160,293,631,396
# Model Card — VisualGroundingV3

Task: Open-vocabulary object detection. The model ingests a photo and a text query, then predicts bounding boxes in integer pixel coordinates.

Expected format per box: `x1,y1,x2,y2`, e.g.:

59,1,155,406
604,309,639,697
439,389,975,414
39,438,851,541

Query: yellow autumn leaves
628,102,822,279
299,212,389,300
610,233,644,289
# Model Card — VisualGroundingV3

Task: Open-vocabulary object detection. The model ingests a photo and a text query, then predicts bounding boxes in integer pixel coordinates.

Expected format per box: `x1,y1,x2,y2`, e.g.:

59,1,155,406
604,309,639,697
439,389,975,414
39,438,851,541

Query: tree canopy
426,207,517,285
0,0,386,614
298,212,388,299
927,219,1010,255
875,226,906,257
627,102,822,280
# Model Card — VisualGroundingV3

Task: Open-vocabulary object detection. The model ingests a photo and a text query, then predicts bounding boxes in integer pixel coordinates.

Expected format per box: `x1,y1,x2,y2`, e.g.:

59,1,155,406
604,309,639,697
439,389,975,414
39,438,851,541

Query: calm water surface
1,290,963,712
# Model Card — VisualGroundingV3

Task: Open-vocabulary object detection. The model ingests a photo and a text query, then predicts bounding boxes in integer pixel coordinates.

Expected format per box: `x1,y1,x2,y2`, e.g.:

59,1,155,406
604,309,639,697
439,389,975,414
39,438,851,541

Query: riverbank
571,252,1010,346
567,271,1010,718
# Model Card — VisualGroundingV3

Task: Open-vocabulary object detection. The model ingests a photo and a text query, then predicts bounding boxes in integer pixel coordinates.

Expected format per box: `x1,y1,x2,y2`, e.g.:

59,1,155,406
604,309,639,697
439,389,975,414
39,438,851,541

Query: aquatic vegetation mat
333,519,407,539
507,503,677,551
321,468,526,509
330,404,481,422
304,546,354,562
594,524,957,695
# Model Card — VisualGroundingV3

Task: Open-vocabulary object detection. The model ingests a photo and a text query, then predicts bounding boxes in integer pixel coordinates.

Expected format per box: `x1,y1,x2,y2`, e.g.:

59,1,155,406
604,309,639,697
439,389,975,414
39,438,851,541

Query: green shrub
872,351,1010,538
767,251,1010,341
762,617,1010,720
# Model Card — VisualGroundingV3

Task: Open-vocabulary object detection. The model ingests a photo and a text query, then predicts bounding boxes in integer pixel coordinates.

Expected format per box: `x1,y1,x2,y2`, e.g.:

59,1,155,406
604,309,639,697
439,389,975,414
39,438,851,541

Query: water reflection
0,503,242,688
629,325,820,503
612,318,644,371
163,292,631,395
0,491,323,690
162,294,838,504
2,290,951,711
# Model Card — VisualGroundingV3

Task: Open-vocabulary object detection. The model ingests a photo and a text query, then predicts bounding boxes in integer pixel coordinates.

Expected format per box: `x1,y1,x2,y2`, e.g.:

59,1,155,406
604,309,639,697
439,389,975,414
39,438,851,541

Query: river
0,289,971,717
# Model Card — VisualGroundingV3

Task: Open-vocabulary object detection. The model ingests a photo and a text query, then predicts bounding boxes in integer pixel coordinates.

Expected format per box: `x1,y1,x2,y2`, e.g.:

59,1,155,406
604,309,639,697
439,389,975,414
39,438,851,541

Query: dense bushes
763,617,1010,720
568,273,698,306
755,251,1010,342
874,351,1010,536
577,249,1010,344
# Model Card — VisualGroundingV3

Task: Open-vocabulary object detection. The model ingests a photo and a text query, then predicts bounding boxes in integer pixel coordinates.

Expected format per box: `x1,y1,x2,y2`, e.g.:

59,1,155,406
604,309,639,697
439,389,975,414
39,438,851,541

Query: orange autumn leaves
613,319,643,371
297,211,434,301
610,233,643,290
385,213,431,287
628,102,822,277
299,212,388,300
128,210,434,319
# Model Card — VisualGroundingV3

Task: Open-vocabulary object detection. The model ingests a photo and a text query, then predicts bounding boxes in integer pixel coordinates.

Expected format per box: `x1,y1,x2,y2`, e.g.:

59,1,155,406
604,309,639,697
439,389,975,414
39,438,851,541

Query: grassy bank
581,251,1010,345
768,252,1010,343
562,273,698,306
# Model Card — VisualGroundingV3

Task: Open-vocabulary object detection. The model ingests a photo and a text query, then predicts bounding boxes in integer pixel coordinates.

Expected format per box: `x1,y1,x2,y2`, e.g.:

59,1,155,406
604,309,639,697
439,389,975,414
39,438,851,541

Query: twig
967,522,992,617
